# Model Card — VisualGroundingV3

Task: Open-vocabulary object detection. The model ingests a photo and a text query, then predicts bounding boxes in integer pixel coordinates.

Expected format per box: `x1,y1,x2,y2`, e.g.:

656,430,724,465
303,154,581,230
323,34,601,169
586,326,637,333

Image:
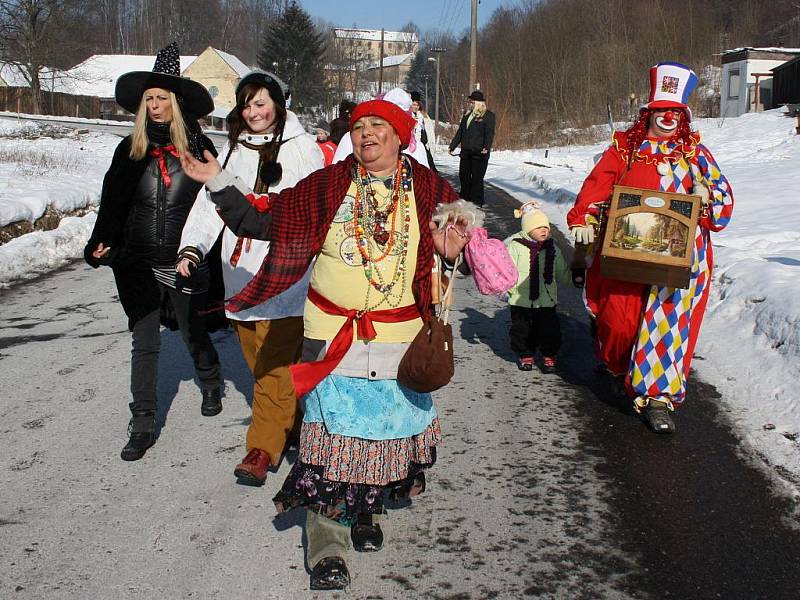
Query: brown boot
644,399,676,434
234,448,270,485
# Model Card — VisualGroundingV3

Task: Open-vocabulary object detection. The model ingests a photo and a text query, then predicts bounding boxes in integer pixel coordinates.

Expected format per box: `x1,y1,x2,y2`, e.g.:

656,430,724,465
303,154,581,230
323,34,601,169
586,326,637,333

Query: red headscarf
349,99,416,146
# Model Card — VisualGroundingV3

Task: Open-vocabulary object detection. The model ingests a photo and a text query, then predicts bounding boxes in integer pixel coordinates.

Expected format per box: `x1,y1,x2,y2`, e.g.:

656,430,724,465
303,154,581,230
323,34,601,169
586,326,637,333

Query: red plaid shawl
226,154,459,320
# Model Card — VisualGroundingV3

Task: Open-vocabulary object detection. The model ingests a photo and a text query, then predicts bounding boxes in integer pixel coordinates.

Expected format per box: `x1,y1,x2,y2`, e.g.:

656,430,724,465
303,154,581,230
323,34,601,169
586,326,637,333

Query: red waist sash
289,286,420,397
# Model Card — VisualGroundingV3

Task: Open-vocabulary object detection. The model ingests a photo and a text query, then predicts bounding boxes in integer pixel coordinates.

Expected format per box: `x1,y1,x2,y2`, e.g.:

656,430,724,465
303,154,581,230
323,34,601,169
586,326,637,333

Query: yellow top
303,178,422,342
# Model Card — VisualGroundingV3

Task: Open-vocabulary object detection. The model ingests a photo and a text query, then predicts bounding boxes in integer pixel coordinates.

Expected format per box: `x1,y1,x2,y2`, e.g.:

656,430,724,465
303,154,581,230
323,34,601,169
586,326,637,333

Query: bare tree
0,0,78,113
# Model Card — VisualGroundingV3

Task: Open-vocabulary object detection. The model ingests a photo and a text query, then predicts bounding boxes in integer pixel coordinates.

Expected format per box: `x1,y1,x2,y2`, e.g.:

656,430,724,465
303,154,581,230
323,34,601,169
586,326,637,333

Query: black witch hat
115,42,214,116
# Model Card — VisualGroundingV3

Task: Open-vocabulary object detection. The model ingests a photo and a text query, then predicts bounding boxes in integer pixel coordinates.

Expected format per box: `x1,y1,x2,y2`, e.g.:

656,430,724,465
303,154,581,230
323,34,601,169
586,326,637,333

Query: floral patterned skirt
273,419,440,525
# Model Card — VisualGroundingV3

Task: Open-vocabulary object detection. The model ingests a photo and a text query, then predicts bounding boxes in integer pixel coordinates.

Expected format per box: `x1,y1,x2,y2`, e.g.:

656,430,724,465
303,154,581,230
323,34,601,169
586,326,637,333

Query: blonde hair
472,100,487,117
129,90,189,160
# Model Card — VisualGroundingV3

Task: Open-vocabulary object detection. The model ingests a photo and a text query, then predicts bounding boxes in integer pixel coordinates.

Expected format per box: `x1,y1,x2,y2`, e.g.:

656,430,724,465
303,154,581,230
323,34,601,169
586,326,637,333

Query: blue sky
298,0,516,36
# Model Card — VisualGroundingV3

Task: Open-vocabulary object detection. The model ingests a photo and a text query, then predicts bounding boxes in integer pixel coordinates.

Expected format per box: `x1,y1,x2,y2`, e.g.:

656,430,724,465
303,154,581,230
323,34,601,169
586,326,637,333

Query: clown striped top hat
645,62,698,110
115,42,214,117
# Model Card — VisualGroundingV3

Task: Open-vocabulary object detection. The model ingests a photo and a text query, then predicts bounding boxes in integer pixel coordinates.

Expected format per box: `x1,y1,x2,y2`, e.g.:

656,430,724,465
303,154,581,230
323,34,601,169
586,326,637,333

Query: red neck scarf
149,145,180,187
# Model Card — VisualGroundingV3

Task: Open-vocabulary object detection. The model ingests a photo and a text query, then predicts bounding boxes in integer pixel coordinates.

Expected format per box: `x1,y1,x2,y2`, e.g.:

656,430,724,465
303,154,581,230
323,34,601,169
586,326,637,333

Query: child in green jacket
504,202,571,373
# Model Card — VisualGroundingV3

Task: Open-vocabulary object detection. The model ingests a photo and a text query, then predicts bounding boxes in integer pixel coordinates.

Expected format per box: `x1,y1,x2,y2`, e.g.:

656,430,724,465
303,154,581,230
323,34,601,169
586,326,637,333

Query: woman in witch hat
177,71,324,487
84,42,224,461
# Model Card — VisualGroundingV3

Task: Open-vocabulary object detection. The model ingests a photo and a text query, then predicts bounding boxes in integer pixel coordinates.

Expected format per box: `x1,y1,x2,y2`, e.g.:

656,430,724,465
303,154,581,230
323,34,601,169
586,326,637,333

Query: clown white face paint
649,109,680,137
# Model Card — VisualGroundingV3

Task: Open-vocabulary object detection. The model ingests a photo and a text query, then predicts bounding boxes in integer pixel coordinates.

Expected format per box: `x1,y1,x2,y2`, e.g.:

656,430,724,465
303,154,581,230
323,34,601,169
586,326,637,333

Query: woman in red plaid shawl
180,98,473,591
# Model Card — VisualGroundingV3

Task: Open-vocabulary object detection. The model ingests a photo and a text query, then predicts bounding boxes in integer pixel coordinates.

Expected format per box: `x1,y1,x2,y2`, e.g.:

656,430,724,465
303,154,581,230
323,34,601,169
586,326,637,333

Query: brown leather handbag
397,256,459,393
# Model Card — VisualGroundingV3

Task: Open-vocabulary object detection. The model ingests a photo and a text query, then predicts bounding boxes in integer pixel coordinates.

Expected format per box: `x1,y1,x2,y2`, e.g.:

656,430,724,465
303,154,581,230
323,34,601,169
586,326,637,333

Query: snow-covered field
0,118,118,285
2,110,799,489
438,107,800,489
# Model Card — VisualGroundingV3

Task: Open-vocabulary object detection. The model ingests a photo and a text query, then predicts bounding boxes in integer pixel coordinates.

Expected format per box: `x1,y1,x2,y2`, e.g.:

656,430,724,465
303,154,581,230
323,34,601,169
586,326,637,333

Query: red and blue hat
645,62,698,110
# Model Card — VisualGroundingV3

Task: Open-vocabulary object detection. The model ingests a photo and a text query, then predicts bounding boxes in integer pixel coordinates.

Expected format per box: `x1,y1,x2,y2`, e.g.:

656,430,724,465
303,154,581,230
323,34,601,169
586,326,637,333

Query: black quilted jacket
124,154,204,265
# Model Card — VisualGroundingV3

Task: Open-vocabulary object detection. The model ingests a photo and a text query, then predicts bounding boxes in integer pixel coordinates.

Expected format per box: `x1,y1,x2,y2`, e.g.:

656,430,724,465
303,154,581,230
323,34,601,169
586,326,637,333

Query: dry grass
0,123,76,140
0,146,83,176
0,124,93,244
496,120,613,151
0,123,87,175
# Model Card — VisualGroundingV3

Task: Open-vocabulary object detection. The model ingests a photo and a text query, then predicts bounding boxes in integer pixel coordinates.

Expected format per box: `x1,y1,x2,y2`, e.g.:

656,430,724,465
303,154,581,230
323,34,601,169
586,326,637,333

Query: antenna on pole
429,47,447,146
469,0,478,92
378,28,385,95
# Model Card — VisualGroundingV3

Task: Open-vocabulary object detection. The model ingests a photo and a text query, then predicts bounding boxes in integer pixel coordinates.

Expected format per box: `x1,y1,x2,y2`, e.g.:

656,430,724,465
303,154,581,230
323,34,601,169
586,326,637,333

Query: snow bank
0,119,117,286
0,212,97,286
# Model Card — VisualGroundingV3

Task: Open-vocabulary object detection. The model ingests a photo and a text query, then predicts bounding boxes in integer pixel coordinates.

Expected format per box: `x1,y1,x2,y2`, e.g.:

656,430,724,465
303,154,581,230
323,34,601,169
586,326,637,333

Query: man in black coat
329,99,356,145
448,90,495,206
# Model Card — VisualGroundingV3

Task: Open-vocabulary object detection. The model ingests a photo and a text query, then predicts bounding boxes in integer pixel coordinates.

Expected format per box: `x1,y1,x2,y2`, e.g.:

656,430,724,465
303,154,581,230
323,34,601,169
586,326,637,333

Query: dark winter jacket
449,110,496,155
124,154,206,265
84,135,223,330
329,116,350,145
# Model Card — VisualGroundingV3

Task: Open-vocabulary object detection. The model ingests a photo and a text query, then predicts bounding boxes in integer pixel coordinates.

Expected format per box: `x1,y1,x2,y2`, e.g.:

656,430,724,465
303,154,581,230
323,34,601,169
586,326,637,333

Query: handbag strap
439,254,460,326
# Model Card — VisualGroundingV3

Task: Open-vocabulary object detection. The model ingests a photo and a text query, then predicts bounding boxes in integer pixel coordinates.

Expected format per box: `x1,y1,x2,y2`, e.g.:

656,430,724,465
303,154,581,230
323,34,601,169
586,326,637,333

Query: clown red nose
662,111,675,123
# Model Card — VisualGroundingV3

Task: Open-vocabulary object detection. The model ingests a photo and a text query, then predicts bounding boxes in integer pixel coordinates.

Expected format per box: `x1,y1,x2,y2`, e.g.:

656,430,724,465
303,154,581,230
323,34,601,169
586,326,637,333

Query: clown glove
694,180,712,205
571,226,595,245
691,168,712,205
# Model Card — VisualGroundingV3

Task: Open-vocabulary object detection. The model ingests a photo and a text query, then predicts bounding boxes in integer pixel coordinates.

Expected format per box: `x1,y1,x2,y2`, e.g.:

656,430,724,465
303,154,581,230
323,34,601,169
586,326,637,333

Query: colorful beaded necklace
352,158,412,309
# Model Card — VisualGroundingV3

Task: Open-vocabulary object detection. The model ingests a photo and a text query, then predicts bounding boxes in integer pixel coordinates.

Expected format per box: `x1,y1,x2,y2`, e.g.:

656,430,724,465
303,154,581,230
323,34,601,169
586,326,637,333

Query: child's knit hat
514,201,550,233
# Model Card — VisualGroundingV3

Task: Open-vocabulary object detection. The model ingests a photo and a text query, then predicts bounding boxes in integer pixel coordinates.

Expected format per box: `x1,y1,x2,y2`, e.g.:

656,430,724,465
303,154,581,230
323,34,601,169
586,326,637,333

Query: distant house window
728,70,740,99
208,85,219,98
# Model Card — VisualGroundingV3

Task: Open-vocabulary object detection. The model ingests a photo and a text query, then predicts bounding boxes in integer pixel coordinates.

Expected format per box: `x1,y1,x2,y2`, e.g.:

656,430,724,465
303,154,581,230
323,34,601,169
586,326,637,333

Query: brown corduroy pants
232,316,304,465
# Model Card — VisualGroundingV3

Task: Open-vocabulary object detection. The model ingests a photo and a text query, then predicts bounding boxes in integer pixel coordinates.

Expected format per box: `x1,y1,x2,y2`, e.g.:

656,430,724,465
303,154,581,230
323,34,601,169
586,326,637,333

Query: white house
333,28,417,63
365,53,413,89
720,47,800,117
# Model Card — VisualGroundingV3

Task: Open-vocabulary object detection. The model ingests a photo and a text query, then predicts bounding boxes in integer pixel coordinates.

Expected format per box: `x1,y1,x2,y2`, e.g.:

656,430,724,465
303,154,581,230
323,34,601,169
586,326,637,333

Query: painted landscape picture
609,212,690,258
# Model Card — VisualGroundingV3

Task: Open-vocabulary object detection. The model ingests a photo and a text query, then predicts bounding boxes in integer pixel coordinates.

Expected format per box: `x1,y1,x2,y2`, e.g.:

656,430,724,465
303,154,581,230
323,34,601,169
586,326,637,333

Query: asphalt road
468,177,800,600
0,172,798,599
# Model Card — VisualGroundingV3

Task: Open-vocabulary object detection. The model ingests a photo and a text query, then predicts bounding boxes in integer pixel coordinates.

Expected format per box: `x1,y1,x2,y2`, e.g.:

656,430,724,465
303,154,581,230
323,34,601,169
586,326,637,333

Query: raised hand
179,150,222,184
430,218,470,261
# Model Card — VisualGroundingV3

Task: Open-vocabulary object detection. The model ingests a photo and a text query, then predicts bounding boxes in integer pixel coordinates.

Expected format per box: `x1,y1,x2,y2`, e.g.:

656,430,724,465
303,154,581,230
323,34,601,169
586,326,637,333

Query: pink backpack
463,227,519,295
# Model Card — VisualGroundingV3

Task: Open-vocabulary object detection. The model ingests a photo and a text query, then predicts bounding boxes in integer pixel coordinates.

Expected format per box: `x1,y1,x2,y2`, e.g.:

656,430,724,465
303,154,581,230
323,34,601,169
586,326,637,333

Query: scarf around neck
146,117,206,160
513,237,555,301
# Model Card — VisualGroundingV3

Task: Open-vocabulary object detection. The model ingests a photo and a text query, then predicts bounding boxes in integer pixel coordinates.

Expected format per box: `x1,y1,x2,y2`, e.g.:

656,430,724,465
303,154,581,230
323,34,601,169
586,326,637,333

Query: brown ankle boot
234,448,270,485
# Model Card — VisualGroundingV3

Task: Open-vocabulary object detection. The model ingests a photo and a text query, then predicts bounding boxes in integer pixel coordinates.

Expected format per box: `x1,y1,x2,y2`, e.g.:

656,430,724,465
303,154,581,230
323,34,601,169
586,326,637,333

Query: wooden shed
720,47,800,117
771,55,800,107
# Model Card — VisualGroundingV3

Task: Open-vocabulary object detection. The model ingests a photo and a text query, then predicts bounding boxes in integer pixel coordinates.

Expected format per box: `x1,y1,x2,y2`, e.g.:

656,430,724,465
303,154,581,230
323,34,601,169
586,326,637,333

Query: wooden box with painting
599,185,702,289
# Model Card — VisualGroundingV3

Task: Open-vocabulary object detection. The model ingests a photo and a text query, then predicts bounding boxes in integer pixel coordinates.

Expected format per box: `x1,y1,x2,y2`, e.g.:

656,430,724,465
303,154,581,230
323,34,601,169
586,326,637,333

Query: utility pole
469,0,478,93
429,47,447,146
378,28,385,95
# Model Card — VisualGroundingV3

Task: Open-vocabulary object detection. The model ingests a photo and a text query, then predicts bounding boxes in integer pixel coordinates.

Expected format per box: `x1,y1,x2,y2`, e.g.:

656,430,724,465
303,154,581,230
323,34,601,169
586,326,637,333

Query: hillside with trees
425,0,800,146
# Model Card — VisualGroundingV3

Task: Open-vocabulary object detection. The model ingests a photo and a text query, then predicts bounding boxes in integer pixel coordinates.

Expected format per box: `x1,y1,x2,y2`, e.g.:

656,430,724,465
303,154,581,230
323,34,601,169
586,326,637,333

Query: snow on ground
1,110,798,487
0,117,118,286
437,107,800,488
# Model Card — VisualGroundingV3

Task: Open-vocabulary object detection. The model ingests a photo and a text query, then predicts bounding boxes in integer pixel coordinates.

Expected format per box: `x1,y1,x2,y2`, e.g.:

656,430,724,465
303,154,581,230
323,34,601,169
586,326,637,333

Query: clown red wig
623,108,695,167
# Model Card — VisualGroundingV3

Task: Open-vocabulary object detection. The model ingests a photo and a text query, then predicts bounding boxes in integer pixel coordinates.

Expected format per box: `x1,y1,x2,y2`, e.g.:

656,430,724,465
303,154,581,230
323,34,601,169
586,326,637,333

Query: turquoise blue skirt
303,374,436,441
